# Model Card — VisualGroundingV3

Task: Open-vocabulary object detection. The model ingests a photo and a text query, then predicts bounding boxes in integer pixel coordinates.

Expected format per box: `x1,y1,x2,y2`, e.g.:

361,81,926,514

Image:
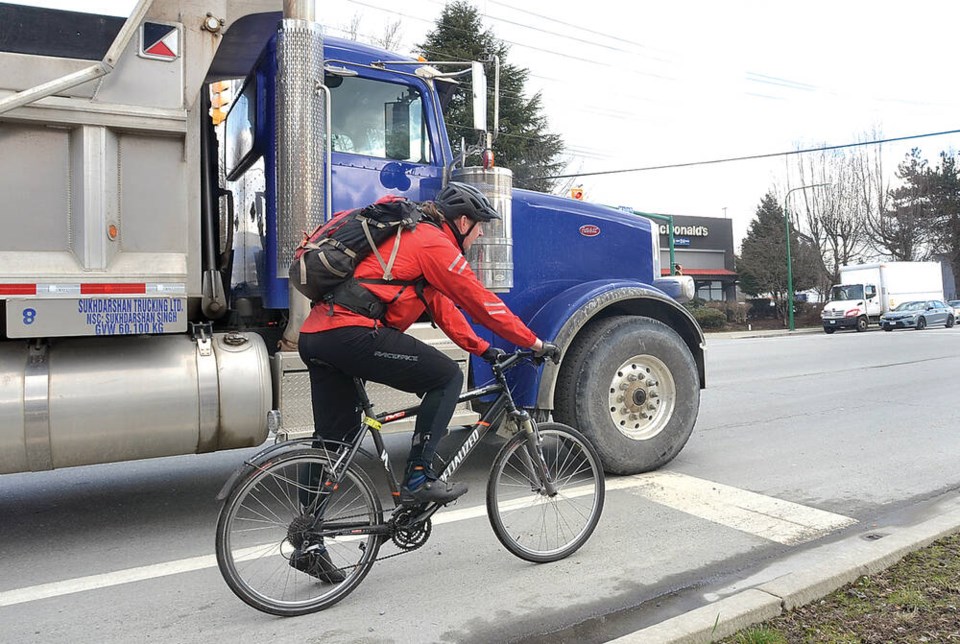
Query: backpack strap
353,276,437,328
360,216,403,281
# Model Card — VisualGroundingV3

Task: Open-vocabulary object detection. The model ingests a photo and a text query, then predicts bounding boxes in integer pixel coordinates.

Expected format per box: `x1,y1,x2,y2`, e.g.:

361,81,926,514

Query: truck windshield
830,285,863,301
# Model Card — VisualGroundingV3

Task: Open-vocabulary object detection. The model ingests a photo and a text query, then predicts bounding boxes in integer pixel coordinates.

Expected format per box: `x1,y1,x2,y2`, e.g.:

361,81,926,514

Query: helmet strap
446,219,468,252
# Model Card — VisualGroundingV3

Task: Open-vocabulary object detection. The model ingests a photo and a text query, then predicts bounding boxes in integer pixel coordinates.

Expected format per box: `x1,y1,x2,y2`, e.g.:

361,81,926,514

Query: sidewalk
705,326,822,340
609,487,960,643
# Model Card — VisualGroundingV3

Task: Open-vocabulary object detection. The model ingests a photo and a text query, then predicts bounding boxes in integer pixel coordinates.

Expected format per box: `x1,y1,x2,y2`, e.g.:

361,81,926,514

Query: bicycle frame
311,351,557,535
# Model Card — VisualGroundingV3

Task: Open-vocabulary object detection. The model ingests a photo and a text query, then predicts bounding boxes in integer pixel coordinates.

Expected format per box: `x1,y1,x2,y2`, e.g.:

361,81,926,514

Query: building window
696,280,724,301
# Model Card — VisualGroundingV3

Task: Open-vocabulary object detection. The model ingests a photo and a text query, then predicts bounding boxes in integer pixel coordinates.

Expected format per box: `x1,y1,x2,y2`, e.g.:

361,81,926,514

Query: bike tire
486,422,605,563
215,449,383,616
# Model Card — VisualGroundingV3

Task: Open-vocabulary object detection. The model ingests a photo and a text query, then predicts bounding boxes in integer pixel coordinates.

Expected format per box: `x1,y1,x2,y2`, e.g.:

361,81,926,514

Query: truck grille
823,309,844,319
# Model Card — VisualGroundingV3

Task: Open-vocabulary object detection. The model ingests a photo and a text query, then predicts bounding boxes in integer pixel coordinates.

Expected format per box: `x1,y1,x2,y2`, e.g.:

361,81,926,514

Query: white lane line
0,472,852,606
612,471,857,545
0,554,217,608
0,487,601,608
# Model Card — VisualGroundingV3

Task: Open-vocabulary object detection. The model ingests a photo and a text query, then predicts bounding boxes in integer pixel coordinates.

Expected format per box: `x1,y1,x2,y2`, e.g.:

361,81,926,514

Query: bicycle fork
513,410,559,497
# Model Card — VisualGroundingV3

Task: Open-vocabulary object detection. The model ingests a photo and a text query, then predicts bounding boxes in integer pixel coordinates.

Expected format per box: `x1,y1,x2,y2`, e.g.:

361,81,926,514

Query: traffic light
569,186,584,200
209,81,232,125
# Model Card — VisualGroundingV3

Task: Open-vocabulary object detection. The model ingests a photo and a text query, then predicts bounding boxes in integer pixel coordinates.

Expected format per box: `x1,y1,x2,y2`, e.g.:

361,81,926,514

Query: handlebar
491,347,561,372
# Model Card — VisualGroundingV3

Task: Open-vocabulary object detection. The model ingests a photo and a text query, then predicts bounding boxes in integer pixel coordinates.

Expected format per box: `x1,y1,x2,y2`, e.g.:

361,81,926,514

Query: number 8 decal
22,308,37,325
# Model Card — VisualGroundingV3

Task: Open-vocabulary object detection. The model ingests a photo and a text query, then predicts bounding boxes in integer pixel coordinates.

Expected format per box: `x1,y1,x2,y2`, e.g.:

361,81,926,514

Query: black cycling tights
299,326,464,471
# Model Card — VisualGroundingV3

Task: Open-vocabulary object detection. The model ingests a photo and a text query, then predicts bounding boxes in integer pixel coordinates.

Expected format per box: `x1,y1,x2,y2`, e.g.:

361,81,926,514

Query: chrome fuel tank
454,166,513,293
0,332,271,474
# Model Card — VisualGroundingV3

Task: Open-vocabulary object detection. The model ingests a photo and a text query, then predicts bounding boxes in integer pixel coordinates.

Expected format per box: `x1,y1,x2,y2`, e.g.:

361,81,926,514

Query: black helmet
435,182,501,223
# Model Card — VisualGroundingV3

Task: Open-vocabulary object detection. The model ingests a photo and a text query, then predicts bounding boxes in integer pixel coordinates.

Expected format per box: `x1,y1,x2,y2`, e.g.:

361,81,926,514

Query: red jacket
299,217,537,356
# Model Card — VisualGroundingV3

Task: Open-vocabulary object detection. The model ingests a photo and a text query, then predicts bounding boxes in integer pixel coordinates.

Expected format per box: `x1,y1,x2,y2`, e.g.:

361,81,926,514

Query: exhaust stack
276,0,325,347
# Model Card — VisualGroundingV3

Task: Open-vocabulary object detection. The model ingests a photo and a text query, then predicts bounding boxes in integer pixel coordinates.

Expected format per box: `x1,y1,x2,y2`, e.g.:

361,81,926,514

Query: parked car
948,299,960,321
880,300,956,331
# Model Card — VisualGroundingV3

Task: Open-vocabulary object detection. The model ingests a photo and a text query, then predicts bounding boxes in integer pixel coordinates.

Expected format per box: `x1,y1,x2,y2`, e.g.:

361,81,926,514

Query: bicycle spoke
216,451,383,615
487,425,604,563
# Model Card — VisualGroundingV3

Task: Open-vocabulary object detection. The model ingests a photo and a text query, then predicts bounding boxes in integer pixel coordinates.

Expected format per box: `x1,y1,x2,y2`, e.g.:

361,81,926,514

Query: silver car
948,299,960,322
880,300,956,331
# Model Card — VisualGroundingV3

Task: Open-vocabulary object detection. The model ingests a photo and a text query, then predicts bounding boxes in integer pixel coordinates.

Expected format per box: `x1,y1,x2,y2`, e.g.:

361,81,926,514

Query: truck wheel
916,317,926,330
823,327,835,334
554,316,699,475
856,316,868,332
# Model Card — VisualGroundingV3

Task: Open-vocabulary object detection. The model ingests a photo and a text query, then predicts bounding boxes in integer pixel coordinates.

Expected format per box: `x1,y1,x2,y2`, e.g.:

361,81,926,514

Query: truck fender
522,280,705,411
215,438,376,502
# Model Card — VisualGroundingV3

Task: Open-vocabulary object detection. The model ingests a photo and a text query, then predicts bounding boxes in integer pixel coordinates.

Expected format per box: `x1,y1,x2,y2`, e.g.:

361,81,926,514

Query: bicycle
214,349,605,616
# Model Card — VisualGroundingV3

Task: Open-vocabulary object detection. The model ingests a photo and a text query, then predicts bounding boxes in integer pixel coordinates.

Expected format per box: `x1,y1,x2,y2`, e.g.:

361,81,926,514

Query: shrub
692,306,726,329
707,301,748,324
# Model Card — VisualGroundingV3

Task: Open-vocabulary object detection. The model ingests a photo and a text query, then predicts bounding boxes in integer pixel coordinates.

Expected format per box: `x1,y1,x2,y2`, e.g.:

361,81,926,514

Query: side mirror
471,61,487,132
384,100,411,160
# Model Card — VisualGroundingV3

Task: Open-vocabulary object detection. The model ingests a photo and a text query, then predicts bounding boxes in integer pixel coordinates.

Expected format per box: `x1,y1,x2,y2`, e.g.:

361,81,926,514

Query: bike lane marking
0,472,854,607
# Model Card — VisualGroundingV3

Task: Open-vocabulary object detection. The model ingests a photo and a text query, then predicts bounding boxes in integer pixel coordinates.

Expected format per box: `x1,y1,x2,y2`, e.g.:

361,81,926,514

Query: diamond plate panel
273,346,478,440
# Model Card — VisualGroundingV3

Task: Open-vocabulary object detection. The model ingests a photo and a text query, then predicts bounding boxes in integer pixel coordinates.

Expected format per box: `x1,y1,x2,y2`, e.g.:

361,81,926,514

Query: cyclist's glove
481,347,506,364
533,341,561,365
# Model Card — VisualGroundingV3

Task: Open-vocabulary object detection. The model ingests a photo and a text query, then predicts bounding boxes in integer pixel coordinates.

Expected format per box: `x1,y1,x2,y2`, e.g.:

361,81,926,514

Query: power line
538,128,960,180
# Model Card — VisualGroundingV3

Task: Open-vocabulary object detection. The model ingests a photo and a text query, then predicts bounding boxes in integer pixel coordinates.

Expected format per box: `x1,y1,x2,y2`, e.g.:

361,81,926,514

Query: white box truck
820,262,944,333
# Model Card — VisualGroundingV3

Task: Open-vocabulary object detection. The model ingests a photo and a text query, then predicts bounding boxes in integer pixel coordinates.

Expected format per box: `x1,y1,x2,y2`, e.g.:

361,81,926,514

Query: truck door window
865,285,877,299
327,75,429,163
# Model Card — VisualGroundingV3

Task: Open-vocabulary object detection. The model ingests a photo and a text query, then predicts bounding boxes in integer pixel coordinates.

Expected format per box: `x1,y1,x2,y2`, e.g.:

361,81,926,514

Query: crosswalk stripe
611,471,857,545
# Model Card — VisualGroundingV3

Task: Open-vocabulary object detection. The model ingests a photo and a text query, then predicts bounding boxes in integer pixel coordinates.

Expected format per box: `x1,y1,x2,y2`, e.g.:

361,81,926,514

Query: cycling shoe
399,478,468,505
289,545,346,584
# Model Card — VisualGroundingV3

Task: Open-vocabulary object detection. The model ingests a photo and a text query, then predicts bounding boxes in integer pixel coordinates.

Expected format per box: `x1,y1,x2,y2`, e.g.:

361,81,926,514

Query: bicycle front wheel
486,422,605,563
215,449,383,616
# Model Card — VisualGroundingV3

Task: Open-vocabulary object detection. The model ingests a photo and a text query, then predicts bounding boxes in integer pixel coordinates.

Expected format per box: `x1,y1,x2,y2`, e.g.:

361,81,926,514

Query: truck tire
554,316,699,475
856,316,868,332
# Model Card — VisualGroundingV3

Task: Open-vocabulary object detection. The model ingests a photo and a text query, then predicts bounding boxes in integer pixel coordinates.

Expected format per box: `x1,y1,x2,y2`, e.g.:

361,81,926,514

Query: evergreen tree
416,2,565,192
870,148,933,260
737,192,819,321
927,151,960,284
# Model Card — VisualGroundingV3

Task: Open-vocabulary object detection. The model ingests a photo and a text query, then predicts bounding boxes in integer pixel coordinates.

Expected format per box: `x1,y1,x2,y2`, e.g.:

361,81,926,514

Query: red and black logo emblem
140,22,179,61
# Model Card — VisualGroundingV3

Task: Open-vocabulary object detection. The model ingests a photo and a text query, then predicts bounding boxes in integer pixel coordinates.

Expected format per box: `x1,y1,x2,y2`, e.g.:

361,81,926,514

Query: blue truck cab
222,19,705,474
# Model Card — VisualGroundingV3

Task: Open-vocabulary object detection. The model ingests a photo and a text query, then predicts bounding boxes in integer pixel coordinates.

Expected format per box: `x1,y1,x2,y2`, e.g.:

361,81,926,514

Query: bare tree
372,20,403,51
789,137,877,290
343,13,362,41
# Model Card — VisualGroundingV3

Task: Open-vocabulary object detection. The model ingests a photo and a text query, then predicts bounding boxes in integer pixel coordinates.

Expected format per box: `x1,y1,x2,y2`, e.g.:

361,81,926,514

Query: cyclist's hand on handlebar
533,341,561,365
481,346,506,364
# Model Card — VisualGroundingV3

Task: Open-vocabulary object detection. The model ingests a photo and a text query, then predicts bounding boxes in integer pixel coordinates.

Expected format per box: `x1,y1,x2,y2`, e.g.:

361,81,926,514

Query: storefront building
658,215,737,302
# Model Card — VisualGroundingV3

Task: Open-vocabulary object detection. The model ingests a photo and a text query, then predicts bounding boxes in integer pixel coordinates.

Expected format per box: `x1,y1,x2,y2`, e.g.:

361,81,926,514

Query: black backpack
289,196,430,320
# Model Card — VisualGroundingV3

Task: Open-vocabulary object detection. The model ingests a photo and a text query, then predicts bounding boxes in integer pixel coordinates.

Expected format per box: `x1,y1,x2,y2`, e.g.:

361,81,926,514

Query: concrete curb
610,495,960,644
705,327,822,340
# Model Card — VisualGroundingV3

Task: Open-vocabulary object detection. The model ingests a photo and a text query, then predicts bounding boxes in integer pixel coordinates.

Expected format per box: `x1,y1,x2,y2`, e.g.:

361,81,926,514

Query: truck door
326,70,444,209
865,284,881,317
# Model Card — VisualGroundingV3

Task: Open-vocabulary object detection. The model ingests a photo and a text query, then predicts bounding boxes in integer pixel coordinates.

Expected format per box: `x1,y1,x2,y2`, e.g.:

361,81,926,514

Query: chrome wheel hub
606,354,676,440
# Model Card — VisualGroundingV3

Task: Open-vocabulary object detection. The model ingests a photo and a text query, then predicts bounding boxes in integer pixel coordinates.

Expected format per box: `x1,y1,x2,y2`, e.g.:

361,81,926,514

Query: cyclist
298,182,558,507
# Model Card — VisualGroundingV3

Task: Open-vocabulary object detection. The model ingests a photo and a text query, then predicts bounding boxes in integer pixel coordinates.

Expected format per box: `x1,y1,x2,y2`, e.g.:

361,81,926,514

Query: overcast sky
16,0,960,250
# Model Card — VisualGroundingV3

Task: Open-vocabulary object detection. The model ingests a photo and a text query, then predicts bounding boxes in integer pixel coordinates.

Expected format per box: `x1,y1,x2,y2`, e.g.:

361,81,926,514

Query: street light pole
783,184,828,331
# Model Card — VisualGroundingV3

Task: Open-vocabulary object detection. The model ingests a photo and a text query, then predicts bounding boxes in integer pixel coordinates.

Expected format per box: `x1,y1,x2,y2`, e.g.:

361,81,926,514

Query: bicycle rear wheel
486,422,605,563
215,449,383,616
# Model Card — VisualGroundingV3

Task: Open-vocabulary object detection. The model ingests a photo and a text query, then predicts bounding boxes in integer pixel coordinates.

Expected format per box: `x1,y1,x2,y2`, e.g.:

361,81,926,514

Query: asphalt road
1,326,959,643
